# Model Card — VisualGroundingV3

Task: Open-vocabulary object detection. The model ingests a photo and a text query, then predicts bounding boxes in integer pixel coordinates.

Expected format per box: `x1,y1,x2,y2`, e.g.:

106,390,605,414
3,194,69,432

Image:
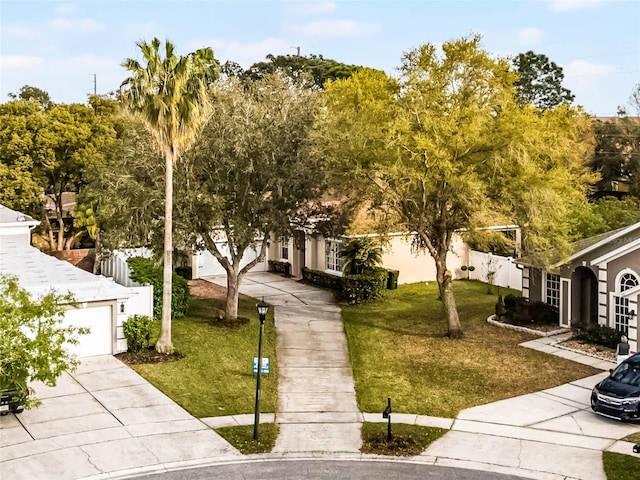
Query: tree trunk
435,252,463,339
155,153,174,354
226,266,241,321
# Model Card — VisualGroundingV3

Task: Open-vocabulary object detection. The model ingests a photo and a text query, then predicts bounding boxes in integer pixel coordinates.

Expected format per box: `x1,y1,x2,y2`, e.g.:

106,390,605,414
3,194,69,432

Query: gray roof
0,204,38,225
0,237,130,303
517,222,640,269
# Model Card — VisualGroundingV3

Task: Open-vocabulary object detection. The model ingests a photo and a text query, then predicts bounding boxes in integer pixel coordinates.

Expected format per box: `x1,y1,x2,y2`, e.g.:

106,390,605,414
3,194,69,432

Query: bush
302,267,387,304
572,323,622,349
127,257,190,320
501,294,558,325
123,315,154,352
341,268,388,304
268,260,291,276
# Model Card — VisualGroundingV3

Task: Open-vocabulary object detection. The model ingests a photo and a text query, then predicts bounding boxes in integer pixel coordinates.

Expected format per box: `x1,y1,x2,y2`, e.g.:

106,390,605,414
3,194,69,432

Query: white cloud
0,55,45,70
206,38,293,68
49,17,104,32
564,59,614,77
516,27,542,46
288,2,337,16
123,22,161,40
54,3,78,15
290,19,380,37
2,23,42,39
549,0,604,12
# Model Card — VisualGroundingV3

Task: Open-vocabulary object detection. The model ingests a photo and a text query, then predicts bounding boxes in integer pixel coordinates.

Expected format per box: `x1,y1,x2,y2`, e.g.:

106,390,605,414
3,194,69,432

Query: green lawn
129,295,277,418
603,452,640,479
342,280,600,418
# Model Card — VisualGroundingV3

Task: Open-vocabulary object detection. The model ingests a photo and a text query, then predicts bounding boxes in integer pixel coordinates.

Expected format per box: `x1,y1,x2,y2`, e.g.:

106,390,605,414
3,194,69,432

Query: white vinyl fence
100,247,153,287
467,251,522,291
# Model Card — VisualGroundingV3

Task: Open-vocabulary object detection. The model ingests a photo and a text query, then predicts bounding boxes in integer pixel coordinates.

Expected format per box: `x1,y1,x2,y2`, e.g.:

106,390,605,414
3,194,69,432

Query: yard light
254,298,269,441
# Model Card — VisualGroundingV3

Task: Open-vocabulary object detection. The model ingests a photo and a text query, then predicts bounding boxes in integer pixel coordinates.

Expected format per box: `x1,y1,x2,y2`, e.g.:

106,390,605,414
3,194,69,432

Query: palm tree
340,238,383,275
120,38,218,353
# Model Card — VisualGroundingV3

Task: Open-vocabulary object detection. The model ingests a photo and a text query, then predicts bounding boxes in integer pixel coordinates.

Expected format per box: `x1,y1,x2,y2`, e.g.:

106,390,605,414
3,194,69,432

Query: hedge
302,267,388,304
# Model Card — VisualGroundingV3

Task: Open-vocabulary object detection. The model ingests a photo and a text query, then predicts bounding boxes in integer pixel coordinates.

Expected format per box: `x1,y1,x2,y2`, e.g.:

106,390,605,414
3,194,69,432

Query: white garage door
62,305,113,357
195,244,267,278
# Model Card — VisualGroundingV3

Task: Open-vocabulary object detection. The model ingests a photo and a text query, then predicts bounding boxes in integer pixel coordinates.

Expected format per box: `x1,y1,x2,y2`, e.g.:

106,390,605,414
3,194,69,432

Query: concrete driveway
0,355,239,480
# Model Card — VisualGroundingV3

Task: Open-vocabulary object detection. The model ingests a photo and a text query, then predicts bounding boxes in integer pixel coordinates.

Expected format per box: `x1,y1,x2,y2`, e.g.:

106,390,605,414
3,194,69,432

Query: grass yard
603,452,640,479
360,422,448,456
215,423,279,454
129,294,277,418
343,280,600,418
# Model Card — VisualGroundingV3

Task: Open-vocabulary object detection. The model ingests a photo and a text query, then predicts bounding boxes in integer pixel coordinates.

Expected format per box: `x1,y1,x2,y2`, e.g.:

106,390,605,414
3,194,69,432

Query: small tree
340,238,383,275
0,274,85,408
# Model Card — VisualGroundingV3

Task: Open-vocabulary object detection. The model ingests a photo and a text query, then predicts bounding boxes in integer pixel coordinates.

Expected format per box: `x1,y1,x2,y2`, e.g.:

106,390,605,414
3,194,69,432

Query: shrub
302,267,387,304
123,315,154,352
341,268,388,304
501,294,558,325
268,260,291,276
572,323,622,349
127,257,190,320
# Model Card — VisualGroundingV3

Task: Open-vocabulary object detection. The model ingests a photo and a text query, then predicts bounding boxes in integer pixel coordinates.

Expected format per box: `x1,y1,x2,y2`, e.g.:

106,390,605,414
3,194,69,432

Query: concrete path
0,356,240,480
206,272,362,454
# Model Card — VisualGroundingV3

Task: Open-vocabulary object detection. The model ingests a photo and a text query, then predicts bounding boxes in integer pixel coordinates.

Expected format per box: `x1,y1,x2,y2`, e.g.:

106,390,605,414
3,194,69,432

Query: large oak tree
315,36,594,338
179,73,326,319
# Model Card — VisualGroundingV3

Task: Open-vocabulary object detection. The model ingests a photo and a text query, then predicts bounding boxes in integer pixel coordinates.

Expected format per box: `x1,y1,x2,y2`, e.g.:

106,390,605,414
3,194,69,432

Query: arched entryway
571,266,598,326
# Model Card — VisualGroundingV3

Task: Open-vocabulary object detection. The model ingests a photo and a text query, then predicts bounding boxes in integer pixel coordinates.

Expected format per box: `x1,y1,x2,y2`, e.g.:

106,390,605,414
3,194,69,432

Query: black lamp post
254,298,269,441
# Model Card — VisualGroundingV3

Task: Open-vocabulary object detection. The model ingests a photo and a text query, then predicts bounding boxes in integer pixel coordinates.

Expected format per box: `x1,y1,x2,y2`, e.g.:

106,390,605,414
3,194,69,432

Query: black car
0,386,28,415
591,353,640,422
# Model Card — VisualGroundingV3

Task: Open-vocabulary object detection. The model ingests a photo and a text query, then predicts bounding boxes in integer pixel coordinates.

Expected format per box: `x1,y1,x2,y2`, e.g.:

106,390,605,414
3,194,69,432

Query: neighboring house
266,229,522,289
0,204,153,357
518,222,640,352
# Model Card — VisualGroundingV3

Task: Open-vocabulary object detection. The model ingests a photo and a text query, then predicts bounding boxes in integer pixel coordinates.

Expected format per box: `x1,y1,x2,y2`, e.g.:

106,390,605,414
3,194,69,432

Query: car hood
597,377,640,398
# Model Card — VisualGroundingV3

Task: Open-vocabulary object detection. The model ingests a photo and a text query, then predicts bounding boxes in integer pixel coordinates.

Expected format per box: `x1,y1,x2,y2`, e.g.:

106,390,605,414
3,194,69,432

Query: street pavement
1,272,639,480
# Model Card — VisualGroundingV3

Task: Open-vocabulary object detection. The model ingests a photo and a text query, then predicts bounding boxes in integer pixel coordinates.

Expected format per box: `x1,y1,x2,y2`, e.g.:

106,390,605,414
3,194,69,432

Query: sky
1,0,639,116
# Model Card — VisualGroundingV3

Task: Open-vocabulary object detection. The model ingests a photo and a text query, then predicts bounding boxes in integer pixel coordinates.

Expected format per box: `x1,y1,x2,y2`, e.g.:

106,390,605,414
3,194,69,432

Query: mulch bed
115,349,184,365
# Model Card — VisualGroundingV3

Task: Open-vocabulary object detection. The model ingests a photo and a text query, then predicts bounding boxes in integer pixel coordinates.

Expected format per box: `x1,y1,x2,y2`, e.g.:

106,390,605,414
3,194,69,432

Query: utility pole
291,46,300,56
93,74,97,95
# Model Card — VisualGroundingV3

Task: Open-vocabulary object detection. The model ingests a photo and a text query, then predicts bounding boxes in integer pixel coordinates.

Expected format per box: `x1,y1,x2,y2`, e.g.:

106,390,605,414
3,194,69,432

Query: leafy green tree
590,117,640,197
8,85,53,109
0,274,84,408
570,196,640,239
315,36,594,338
179,73,326,320
512,50,574,110
120,38,219,353
0,97,118,250
244,54,360,88
340,238,383,275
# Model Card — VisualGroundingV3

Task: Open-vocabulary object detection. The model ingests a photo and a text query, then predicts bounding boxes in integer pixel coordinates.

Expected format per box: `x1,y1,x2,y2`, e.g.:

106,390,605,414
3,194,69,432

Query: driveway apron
208,272,362,454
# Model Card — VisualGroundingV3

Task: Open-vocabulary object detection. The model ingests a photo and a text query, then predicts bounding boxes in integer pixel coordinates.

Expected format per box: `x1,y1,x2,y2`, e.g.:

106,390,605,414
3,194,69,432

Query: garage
193,244,267,278
62,305,113,357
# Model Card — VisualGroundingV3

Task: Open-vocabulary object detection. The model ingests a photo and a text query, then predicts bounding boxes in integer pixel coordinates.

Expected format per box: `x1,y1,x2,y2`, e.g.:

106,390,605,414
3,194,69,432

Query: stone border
486,315,570,337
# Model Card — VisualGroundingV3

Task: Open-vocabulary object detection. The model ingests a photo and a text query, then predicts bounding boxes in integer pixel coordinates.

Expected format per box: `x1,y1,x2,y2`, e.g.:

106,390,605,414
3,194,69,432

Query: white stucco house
0,205,153,357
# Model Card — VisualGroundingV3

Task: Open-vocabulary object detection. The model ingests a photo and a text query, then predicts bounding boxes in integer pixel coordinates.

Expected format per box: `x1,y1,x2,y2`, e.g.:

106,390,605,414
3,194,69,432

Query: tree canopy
512,50,575,110
244,54,360,88
8,85,53,109
0,96,118,250
315,36,595,338
179,73,326,319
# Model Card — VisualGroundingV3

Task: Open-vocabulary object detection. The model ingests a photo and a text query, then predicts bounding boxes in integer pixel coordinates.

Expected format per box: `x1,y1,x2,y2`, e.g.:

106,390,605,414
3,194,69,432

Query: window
614,296,630,334
545,273,560,309
620,273,639,292
613,271,638,334
326,240,342,272
281,238,289,260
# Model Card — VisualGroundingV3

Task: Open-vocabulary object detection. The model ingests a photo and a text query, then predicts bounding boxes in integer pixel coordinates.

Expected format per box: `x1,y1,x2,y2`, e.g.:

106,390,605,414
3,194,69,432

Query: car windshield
611,362,640,387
